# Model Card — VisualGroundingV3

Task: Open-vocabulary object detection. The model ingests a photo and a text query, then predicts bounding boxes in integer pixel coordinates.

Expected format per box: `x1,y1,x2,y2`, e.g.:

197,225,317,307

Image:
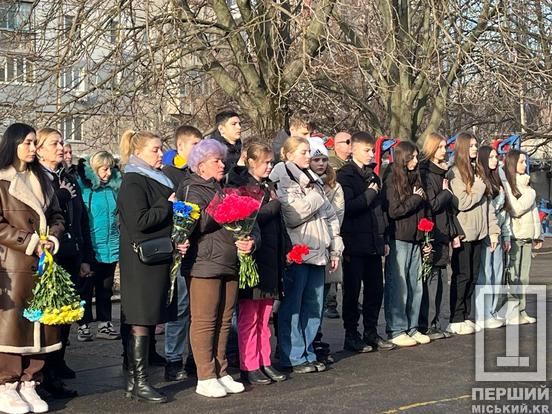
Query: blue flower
173,201,193,218
23,308,43,322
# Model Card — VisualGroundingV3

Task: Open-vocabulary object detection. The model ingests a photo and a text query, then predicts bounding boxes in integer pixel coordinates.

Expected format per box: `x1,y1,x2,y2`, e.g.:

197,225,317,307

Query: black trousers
342,254,384,335
81,261,116,324
419,267,447,331
450,240,483,323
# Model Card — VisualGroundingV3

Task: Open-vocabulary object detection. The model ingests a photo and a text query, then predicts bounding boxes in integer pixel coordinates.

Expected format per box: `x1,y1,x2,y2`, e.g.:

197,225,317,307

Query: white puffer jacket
269,162,344,266
501,170,543,241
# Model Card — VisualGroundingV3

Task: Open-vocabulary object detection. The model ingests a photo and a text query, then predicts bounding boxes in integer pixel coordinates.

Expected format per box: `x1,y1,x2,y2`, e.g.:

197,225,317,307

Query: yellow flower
187,202,201,220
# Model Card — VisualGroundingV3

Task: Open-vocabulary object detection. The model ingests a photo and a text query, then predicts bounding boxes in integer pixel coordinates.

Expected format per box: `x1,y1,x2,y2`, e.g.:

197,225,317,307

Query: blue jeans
278,264,325,366
476,237,505,321
384,240,422,338
164,276,190,363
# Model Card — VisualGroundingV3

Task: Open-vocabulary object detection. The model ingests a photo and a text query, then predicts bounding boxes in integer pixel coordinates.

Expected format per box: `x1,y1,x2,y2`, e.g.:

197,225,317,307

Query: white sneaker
409,331,431,344
480,317,504,329
446,322,475,335
506,313,529,325
217,375,245,394
0,382,30,414
389,333,417,347
195,378,227,398
464,320,482,332
18,382,47,414
520,312,536,324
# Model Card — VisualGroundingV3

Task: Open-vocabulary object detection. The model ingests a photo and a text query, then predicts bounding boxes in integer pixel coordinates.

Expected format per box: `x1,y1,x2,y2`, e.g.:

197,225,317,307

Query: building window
0,55,34,83
60,116,82,142
108,19,118,44
63,14,80,39
0,1,32,31
60,66,85,92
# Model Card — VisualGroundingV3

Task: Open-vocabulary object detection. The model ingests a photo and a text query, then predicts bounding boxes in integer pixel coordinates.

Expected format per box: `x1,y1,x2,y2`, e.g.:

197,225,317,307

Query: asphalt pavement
45,241,552,414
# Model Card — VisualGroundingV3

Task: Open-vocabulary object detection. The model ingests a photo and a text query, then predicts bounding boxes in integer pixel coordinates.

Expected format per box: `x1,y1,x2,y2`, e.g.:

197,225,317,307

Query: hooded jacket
269,161,343,266
77,157,121,263
500,170,542,241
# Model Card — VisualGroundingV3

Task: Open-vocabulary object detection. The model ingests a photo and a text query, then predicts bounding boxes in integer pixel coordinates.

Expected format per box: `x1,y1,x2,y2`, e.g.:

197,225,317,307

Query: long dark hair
391,141,422,203
452,131,477,192
0,122,53,203
477,145,501,198
504,149,524,199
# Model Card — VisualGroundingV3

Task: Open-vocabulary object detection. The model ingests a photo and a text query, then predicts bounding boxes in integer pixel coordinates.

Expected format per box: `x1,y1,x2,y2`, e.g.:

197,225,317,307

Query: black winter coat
383,170,426,243
45,165,93,265
177,172,239,278
211,131,242,174
226,166,287,299
162,164,191,191
117,172,177,325
337,162,387,256
419,160,462,267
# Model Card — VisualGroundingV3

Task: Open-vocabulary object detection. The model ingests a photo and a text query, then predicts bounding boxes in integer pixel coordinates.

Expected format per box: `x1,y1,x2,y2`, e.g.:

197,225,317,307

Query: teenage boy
211,110,242,173
273,111,312,162
337,131,395,352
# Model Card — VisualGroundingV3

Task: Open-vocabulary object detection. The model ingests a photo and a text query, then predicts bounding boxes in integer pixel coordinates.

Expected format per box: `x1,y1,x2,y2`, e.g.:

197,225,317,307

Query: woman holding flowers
418,133,462,340
447,132,499,335
475,146,511,329
383,141,430,348
501,149,543,324
117,130,189,404
177,139,255,398
269,136,343,374
226,142,288,386
0,123,65,414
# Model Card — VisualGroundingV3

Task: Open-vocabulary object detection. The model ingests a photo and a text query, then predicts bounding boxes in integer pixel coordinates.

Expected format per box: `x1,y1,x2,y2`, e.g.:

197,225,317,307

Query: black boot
165,360,187,381
129,334,167,403
241,369,271,385
344,331,373,353
262,366,287,382
363,332,396,351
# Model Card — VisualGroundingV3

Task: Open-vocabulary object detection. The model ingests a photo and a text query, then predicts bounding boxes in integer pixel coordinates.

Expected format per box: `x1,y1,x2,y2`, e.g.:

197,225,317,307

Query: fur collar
0,166,47,233
78,157,122,191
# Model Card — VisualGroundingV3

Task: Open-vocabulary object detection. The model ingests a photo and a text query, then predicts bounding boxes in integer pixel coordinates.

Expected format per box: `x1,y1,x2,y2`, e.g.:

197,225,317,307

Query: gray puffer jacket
269,162,343,266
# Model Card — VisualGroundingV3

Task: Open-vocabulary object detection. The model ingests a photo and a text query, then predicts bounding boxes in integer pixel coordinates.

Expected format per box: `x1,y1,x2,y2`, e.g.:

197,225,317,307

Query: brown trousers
0,353,45,385
187,275,238,380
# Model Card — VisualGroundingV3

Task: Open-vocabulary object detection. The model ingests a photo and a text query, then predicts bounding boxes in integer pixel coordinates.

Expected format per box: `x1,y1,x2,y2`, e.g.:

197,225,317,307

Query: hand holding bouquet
207,187,263,289
24,233,85,325
418,218,434,281
168,200,200,304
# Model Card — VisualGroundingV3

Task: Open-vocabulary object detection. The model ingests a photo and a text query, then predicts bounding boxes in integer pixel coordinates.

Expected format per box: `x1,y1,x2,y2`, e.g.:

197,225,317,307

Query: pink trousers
237,298,274,371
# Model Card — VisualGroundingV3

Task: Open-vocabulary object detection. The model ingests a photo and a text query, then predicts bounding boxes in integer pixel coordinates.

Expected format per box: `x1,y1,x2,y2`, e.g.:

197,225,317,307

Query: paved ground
45,241,552,414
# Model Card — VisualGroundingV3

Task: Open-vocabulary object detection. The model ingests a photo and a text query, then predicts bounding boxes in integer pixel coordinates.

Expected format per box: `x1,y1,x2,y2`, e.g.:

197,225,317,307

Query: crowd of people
0,110,544,412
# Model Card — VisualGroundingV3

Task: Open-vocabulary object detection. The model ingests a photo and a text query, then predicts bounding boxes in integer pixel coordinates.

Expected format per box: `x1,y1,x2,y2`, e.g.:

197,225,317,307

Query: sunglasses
336,139,351,145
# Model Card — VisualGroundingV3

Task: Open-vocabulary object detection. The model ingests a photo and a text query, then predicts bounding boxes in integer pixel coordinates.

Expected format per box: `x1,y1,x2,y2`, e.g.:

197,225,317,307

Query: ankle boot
129,334,167,403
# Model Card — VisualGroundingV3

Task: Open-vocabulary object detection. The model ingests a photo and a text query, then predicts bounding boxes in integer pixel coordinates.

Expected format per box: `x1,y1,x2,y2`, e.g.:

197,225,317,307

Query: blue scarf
124,155,174,189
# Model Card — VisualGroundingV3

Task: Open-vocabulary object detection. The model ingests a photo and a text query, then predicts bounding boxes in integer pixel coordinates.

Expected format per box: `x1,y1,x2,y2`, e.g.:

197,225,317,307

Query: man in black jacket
337,132,395,353
161,125,202,381
211,110,242,173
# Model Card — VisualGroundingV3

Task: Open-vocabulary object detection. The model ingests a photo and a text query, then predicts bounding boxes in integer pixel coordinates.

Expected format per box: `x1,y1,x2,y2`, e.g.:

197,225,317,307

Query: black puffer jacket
383,169,426,242
419,160,462,266
337,162,387,256
177,172,239,278
226,166,288,299
211,131,242,174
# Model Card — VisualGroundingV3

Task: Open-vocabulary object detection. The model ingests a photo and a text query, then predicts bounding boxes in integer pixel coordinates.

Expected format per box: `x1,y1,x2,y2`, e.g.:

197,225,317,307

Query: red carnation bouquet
418,218,434,281
207,187,264,288
287,244,310,265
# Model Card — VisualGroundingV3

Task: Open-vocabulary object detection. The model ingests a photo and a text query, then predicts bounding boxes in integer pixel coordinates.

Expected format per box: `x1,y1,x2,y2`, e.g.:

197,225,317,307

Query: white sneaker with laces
0,382,30,414
217,375,245,394
18,381,48,413
409,331,431,344
464,320,481,332
195,379,227,398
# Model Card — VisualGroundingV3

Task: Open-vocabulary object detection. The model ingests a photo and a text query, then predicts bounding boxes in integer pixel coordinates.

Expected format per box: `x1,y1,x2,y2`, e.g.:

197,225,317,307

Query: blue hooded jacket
77,157,122,263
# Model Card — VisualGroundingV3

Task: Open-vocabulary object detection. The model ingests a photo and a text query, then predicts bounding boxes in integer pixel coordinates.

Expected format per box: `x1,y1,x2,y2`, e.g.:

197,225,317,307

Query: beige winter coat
501,171,543,241
269,162,344,266
448,166,500,244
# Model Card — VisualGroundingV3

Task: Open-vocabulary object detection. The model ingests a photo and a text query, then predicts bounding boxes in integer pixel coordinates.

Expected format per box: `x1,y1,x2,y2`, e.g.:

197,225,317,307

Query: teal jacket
77,158,121,263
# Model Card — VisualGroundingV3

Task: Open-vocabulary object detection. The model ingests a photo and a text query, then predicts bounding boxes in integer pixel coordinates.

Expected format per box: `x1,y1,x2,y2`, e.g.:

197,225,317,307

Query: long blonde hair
119,129,160,164
280,136,309,161
422,132,446,161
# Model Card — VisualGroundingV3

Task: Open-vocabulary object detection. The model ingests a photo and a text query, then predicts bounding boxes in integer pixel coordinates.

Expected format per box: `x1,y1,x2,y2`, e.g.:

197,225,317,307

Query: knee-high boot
128,334,167,403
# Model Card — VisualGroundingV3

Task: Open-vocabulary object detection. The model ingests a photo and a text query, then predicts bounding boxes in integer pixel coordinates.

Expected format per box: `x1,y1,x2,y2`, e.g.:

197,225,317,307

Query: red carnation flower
417,218,435,233
287,244,310,264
